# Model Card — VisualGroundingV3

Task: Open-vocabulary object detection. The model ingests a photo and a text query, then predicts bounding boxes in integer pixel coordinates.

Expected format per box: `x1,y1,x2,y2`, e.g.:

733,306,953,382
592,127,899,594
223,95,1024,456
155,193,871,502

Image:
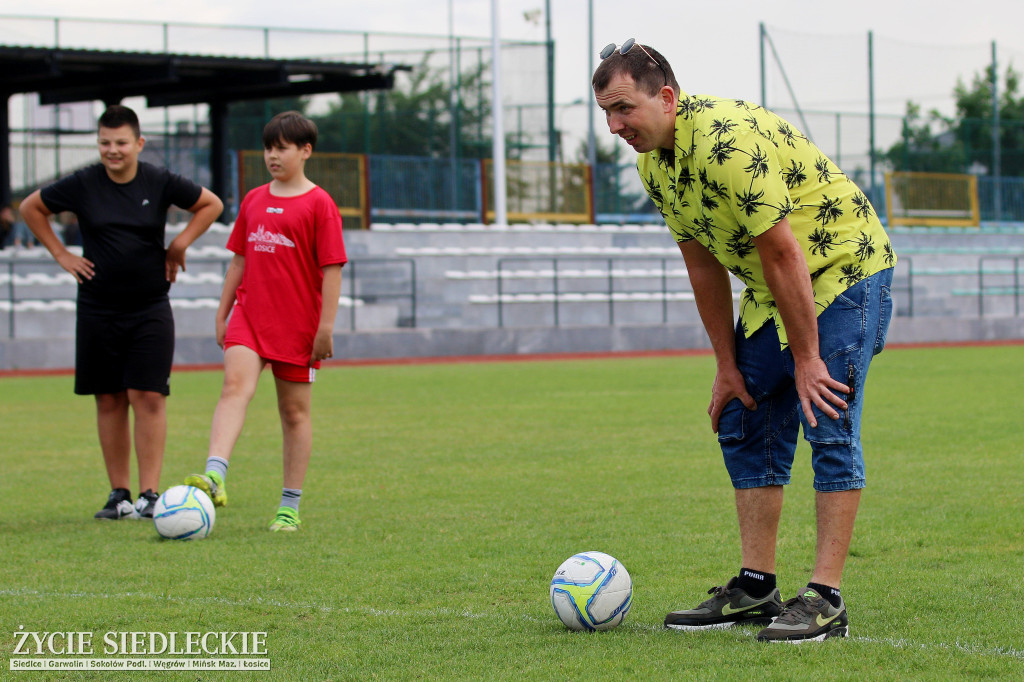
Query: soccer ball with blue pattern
153,485,215,540
549,551,632,631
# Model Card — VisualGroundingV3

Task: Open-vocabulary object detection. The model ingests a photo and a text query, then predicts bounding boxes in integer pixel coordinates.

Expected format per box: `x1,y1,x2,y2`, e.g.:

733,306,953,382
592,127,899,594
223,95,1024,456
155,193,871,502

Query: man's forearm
755,220,820,364
680,242,739,368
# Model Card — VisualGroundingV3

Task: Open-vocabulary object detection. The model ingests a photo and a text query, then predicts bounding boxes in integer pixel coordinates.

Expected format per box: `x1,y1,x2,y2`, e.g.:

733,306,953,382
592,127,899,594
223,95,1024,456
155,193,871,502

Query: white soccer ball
153,485,215,540
549,551,632,631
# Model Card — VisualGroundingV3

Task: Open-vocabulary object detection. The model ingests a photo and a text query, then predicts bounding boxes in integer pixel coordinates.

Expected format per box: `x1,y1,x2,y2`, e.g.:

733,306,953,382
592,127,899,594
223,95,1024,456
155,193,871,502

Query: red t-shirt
226,184,347,366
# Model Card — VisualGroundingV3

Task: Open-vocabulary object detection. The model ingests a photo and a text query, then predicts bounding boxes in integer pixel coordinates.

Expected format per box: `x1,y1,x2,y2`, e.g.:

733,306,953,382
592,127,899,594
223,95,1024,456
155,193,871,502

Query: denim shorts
716,268,894,492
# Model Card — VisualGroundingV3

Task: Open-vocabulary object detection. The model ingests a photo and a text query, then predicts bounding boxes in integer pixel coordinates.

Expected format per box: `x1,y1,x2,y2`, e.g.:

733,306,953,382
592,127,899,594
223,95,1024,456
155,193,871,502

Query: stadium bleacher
1,221,1022,370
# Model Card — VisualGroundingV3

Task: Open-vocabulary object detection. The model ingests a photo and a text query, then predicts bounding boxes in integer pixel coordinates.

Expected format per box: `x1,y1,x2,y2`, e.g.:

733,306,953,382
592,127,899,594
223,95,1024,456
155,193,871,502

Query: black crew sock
807,582,843,609
736,567,776,598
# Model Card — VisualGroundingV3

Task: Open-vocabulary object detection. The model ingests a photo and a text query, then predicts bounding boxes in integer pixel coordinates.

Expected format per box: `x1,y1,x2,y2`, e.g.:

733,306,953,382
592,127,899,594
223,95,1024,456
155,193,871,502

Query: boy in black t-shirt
20,105,223,520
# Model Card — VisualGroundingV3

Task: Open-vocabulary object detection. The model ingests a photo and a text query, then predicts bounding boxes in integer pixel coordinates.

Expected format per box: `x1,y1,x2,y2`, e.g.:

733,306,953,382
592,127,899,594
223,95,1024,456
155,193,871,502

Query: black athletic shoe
94,489,134,520
665,577,784,630
132,490,159,519
756,588,849,642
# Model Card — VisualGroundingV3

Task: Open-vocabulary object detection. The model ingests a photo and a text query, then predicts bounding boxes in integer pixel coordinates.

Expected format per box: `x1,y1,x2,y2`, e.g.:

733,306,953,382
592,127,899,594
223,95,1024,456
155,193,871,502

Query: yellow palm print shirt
638,91,896,346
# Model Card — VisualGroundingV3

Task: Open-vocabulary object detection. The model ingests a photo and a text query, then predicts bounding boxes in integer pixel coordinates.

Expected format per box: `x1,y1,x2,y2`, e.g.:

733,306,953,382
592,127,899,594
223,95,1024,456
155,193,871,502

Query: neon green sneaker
183,471,227,508
269,507,301,532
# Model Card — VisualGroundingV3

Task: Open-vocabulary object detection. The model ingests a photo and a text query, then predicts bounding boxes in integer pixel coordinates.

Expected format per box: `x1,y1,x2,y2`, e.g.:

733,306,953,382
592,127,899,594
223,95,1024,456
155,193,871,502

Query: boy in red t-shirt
186,111,346,531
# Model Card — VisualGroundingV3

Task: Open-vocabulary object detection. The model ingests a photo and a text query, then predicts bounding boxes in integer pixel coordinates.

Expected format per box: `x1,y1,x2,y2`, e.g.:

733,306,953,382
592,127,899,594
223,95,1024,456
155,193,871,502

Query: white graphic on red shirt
249,225,295,253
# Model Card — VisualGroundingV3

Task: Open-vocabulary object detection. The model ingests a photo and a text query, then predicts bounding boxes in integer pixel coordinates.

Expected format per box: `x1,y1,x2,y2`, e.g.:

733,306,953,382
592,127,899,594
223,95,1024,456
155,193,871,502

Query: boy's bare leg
127,389,166,493
208,345,265,461
95,392,131,490
274,377,313,490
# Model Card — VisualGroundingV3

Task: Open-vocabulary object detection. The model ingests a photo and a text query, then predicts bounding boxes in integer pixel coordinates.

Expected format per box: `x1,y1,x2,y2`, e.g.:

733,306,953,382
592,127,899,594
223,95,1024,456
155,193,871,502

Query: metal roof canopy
0,45,405,208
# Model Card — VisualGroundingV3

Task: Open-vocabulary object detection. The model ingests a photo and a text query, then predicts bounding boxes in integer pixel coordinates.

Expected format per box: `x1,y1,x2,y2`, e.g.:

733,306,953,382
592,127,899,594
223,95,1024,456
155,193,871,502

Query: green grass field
2,345,1022,680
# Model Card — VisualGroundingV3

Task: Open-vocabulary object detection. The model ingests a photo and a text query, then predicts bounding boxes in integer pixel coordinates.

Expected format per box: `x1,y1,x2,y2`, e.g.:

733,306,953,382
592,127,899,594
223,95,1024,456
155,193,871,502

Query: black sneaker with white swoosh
132,489,159,519
94,489,134,520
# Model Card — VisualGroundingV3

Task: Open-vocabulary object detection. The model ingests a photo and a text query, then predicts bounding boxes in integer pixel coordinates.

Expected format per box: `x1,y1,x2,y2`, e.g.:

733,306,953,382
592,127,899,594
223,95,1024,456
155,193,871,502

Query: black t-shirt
40,162,202,310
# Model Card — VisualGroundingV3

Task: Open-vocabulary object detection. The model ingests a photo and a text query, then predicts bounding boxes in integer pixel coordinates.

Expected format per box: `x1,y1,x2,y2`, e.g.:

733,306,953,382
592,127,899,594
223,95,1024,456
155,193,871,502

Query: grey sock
280,488,302,512
205,456,229,482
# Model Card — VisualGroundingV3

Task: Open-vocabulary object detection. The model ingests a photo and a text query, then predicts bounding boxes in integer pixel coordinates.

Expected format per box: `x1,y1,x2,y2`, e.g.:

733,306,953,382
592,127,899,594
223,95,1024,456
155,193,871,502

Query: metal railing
977,255,1022,317
344,258,417,330
495,256,689,328
895,258,914,318
490,255,1024,327
2,257,81,339
1,253,418,337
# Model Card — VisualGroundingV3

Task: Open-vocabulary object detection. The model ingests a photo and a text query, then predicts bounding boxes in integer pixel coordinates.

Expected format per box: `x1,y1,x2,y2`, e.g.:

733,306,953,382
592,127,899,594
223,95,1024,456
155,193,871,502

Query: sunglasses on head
600,38,668,86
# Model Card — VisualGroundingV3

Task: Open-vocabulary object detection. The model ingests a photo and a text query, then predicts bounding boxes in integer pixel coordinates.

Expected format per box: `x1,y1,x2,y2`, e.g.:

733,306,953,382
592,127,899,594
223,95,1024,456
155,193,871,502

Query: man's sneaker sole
761,625,849,643
666,615,777,631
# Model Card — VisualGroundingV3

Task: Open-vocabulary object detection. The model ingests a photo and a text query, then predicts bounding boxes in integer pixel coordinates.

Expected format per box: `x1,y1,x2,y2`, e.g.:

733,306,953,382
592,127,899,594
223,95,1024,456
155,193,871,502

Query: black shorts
75,299,175,396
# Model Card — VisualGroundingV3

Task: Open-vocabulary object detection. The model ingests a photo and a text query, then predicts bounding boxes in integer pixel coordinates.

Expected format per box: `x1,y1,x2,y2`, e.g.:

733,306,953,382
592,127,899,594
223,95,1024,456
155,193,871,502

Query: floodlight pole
449,0,459,215
868,30,877,206
0,94,9,207
992,41,1001,222
490,0,508,225
759,23,766,106
586,0,597,172
546,0,556,163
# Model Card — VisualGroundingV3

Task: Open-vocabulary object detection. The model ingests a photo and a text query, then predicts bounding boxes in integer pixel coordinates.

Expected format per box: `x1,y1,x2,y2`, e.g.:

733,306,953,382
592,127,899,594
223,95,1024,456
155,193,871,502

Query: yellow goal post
884,171,980,228
237,151,369,230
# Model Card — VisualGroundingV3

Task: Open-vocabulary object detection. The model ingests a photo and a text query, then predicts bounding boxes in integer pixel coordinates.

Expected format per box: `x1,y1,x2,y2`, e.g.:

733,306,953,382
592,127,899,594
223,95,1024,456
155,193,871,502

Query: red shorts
224,305,317,384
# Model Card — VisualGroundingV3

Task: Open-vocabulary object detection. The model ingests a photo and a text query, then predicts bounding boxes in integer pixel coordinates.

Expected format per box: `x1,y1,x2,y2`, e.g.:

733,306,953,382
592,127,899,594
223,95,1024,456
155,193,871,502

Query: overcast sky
10,1,1024,99
5,1,1024,162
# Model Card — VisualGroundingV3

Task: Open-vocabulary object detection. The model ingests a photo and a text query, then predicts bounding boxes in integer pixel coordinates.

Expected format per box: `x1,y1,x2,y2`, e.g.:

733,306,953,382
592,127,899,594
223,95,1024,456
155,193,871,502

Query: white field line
3,588,1022,660
0,587,492,621
661,625,1024,659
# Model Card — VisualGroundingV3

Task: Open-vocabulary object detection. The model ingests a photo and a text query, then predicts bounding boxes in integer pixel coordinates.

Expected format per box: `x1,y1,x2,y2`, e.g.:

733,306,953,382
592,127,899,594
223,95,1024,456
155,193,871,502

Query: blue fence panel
369,155,481,223
979,176,1024,223
593,162,660,224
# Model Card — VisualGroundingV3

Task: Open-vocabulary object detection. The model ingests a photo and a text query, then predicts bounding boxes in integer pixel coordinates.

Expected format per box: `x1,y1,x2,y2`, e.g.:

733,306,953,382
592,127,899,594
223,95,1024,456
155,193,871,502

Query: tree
227,98,309,152
951,64,1024,176
309,54,494,158
221,55,497,159
884,64,1024,176
883,101,966,173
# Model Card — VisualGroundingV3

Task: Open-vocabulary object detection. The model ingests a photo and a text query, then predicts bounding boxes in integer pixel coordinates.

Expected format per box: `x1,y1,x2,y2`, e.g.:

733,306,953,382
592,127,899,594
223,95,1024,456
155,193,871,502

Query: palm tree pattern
638,91,896,347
